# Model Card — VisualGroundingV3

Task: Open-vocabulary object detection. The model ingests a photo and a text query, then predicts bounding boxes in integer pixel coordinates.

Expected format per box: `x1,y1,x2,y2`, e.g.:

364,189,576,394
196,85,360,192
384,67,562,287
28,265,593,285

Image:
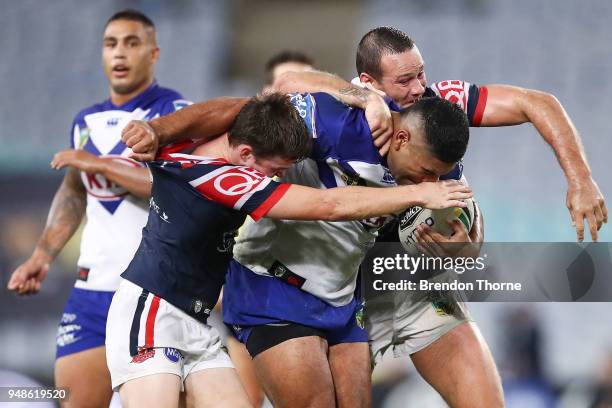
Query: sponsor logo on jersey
269,261,306,288
164,347,181,363
149,197,171,223
288,93,316,138
77,267,90,281
78,128,90,149
217,230,237,253
82,155,142,201
173,99,191,111
131,347,155,363
381,168,395,184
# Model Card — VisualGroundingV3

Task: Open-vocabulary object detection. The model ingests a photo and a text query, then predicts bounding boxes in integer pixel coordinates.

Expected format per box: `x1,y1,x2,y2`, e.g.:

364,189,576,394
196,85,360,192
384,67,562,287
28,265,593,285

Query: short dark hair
228,93,312,161
264,50,315,85
402,98,469,164
356,26,415,81
105,9,155,30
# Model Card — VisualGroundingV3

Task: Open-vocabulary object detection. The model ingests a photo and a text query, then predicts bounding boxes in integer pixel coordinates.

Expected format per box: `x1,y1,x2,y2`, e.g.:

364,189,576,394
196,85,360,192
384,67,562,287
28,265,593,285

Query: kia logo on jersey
81,155,143,214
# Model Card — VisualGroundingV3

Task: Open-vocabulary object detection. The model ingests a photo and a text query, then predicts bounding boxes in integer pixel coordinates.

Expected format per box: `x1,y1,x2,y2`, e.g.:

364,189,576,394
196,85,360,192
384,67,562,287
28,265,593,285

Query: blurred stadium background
1,1,612,407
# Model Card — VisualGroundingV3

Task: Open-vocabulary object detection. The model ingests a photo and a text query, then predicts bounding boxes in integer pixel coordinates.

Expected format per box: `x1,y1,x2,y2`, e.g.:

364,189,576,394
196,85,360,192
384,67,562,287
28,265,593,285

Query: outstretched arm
7,168,86,295
482,84,607,241
123,97,249,162
266,180,472,221
50,149,151,198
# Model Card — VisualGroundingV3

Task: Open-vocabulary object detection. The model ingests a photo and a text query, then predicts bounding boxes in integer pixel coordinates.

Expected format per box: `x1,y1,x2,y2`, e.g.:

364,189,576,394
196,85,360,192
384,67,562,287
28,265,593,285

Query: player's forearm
516,90,592,185
485,86,592,184
149,97,248,146
323,185,422,221
99,161,151,199
274,71,376,110
34,170,86,262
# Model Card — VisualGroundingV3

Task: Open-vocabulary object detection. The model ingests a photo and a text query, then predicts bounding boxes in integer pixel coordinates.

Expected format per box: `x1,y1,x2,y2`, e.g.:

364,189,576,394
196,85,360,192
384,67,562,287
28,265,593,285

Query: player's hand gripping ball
398,198,476,256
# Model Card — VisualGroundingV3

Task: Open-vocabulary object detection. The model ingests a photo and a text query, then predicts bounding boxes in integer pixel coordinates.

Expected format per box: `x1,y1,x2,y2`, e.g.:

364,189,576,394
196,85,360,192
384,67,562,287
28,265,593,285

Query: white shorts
106,279,233,390
366,290,470,364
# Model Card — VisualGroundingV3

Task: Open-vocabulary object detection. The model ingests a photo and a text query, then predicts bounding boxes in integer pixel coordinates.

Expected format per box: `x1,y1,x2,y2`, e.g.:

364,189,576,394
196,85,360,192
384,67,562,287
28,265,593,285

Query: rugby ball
398,198,477,255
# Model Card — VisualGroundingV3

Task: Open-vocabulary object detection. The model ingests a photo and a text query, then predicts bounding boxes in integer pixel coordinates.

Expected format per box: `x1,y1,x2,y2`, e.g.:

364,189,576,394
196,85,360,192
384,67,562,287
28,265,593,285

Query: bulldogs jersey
121,152,290,323
230,92,396,310
70,82,189,291
228,87,486,311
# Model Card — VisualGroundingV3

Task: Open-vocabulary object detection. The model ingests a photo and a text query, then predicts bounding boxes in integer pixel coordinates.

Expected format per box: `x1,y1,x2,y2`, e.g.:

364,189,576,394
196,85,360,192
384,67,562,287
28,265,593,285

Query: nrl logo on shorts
355,308,365,329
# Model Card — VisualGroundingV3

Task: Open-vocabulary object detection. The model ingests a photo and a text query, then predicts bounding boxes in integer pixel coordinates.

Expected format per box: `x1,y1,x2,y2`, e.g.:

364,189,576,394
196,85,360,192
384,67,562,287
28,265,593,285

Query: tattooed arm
7,168,87,295
273,70,393,152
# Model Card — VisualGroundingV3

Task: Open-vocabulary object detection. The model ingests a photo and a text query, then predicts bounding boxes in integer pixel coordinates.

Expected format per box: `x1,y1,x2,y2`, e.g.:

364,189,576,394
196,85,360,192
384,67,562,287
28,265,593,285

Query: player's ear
237,144,255,163
359,72,376,85
151,46,160,63
393,128,410,151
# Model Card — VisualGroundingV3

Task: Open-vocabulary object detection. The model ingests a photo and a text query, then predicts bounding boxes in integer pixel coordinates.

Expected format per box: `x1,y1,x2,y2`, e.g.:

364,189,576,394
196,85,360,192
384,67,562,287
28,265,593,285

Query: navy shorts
56,287,115,359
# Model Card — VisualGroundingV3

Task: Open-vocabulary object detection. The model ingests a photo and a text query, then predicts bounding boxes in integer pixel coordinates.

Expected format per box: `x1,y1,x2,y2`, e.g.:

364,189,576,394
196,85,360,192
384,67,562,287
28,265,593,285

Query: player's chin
111,80,137,95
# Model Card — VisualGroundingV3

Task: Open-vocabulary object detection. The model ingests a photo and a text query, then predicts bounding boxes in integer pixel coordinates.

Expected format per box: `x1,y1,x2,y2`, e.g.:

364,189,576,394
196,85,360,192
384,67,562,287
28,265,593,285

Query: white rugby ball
398,198,476,255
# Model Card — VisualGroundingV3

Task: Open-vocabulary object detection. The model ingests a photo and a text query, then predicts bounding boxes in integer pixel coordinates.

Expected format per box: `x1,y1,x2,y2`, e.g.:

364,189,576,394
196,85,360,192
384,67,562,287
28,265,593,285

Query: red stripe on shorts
144,295,161,348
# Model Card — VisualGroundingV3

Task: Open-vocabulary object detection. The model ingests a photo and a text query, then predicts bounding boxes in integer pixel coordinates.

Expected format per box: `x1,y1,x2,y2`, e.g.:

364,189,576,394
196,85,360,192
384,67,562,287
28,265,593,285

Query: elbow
525,88,561,108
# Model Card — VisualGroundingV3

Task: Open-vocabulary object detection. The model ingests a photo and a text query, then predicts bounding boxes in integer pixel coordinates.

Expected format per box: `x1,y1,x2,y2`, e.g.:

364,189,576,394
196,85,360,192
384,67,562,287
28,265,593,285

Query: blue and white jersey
122,150,290,323
231,92,398,308
69,82,189,291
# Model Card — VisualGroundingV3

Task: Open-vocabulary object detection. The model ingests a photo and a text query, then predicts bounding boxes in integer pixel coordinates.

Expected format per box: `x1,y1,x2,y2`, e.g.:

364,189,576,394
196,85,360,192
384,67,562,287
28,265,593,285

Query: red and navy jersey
121,150,290,323
427,80,488,127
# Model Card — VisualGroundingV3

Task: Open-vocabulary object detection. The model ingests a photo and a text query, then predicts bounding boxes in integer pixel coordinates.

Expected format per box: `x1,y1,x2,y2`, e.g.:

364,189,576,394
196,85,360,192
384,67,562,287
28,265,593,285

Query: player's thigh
183,367,251,408
252,334,335,408
55,346,113,408
411,321,504,408
227,336,265,407
328,342,371,408
119,373,181,408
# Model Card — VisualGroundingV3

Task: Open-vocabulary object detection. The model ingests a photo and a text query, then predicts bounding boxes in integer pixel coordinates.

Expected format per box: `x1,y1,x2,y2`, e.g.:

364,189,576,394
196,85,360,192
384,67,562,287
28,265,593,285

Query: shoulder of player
154,85,185,101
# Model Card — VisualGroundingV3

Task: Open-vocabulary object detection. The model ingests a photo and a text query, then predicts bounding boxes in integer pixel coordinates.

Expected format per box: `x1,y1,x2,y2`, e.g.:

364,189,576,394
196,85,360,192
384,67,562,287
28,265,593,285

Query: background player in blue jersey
5,10,203,408
107,93,472,408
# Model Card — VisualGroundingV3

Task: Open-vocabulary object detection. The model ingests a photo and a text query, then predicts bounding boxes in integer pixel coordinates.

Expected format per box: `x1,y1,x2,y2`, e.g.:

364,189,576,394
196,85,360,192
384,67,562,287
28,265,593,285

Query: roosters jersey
121,152,290,323
70,82,189,291
350,77,488,127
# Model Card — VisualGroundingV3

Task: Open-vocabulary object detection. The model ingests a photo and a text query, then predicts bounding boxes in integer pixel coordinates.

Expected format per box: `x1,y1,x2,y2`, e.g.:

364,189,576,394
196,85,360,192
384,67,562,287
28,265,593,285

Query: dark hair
264,50,315,85
401,98,469,163
105,9,155,29
228,93,312,161
356,26,415,81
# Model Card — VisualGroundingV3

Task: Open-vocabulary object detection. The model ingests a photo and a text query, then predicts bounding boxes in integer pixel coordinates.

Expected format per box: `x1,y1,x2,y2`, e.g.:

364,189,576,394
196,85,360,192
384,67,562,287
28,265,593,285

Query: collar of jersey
167,153,228,165
106,80,159,111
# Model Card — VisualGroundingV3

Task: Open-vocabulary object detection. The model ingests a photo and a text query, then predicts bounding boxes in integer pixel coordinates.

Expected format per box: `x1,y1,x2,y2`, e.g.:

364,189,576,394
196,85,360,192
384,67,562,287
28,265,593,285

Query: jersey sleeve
429,80,488,127
188,165,291,221
69,119,78,149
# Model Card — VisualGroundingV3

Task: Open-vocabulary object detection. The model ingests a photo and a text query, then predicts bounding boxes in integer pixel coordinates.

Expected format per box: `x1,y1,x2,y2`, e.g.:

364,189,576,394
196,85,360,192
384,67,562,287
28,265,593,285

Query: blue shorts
223,260,368,346
56,287,115,359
